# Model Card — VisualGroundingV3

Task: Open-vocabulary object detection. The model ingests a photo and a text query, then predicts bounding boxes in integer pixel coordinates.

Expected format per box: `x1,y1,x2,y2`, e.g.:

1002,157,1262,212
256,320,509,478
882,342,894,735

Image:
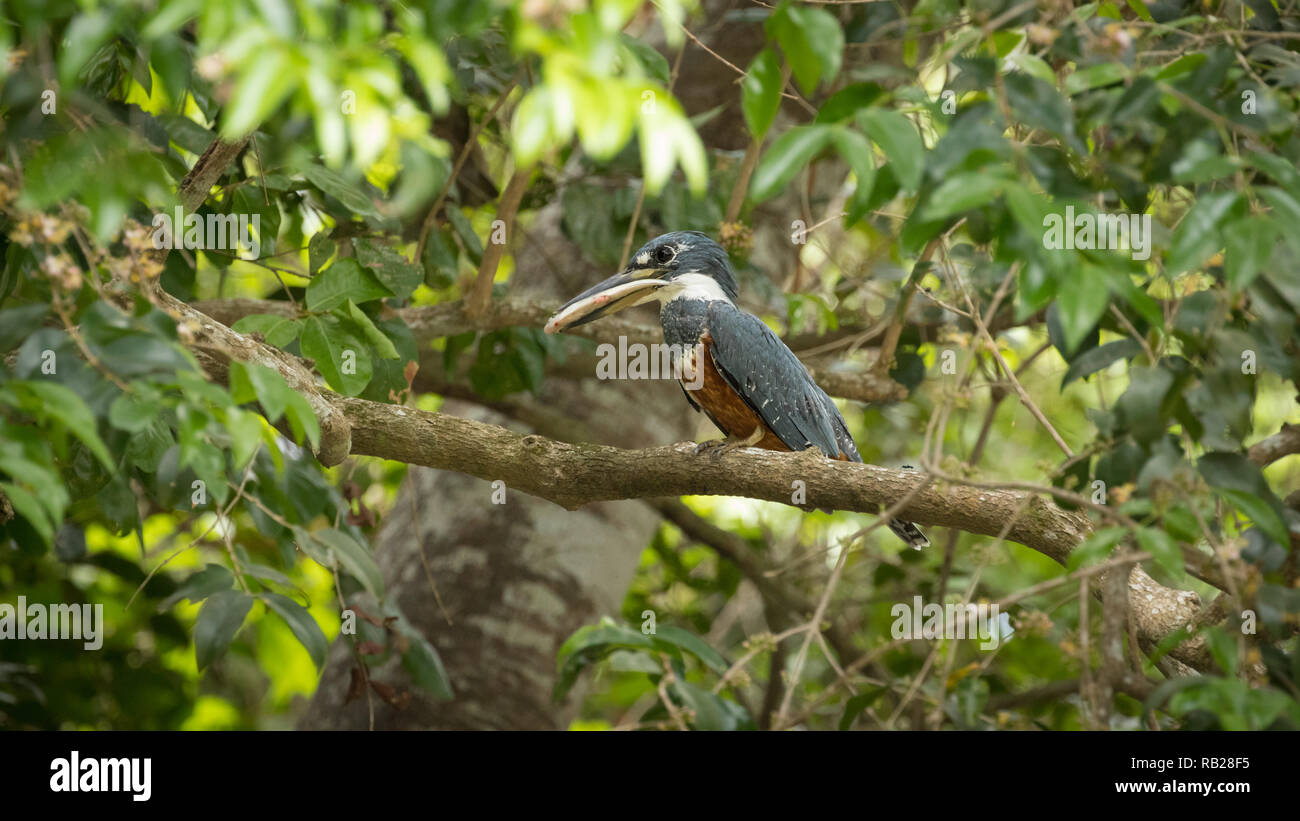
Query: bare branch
467,168,530,317
1248,422,1300,467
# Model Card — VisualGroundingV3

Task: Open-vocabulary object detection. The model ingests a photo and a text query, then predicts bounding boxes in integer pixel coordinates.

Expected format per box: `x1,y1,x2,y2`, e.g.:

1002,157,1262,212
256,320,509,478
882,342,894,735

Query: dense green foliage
1,0,1298,730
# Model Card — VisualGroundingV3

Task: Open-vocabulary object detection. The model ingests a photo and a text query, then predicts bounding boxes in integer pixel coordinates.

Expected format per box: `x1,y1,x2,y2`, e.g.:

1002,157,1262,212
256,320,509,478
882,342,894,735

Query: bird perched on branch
544,231,928,548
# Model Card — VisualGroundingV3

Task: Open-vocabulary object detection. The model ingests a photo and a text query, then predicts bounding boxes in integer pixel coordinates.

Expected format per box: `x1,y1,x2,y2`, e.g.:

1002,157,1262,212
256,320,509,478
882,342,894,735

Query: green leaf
1052,268,1110,355
467,328,546,399
637,96,708,195
95,334,195,378
194,590,254,671
1172,142,1241,184
857,108,923,193
553,618,732,702
126,419,174,472
1125,0,1154,22
653,626,729,676
510,85,560,169
301,315,373,396
345,301,401,360
1167,192,1238,275
607,650,662,675
395,617,453,700
768,2,843,95
1061,338,1142,387
1154,53,1206,81
0,305,50,353
1110,276,1163,330
952,676,990,728
1248,151,1300,195
0,482,55,545
1141,670,1205,720
353,238,423,301
917,170,1008,222
393,32,451,113
669,679,752,730
232,313,302,347
1003,181,1052,236
282,392,321,450
839,688,886,730
260,593,328,670
241,563,298,592
741,49,783,139
58,11,115,87
220,48,296,138
1004,72,1080,152
1110,76,1161,122
620,34,670,84
21,382,114,471
1204,627,1238,676
422,227,459,288
229,361,292,422
555,620,658,701
309,528,385,598
1222,215,1276,291
1134,527,1184,578
1257,186,1300,235
296,162,383,221
749,125,832,204
159,564,235,611
108,393,160,434
305,257,393,312
816,83,885,124
1115,364,1175,442
157,113,217,155
444,206,484,264
1067,526,1127,571
1198,452,1290,548
0,448,63,515
359,317,419,403
224,407,264,470
1008,53,1057,85
830,128,876,225
1064,62,1128,95
308,232,337,274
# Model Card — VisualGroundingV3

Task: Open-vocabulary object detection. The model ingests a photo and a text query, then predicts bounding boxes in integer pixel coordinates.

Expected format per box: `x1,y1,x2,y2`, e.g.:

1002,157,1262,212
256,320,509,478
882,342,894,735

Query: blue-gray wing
705,302,854,460
707,304,928,546
816,383,863,464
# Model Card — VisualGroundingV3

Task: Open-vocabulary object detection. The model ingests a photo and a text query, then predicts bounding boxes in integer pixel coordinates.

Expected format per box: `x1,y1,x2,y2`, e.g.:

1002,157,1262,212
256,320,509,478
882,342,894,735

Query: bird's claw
693,439,737,460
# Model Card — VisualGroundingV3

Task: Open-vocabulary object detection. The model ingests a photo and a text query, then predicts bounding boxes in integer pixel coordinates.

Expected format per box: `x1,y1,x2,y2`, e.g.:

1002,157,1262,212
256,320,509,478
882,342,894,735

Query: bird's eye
653,246,675,265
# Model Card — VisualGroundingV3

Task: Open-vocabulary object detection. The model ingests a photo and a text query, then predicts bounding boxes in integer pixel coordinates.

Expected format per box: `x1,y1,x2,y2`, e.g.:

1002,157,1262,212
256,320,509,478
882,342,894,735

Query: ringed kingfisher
543,231,929,549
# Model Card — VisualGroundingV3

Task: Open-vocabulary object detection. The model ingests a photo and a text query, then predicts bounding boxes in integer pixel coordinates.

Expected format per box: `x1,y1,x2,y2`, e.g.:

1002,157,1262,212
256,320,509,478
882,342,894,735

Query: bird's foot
693,438,744,460
694,427,764,459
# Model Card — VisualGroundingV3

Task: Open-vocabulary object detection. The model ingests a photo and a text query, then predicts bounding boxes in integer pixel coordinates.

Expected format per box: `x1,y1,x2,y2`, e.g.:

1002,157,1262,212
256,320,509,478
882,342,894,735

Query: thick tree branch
178,137,251,212
169,289,353,465
328,393,1211,672
1248,422,1300,467
144,280,1218,674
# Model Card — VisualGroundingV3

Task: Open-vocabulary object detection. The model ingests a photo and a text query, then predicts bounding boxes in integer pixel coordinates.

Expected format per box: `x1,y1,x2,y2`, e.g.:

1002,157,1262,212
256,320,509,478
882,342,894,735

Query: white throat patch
655,272,733,305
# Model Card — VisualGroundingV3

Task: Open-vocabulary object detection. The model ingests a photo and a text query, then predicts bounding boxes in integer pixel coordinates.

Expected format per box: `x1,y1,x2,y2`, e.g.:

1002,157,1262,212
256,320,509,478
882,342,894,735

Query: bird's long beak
543,267,669,334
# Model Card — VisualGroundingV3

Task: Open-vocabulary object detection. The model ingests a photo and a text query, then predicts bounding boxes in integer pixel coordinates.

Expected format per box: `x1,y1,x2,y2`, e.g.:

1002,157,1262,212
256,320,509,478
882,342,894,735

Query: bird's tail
889,518,929,550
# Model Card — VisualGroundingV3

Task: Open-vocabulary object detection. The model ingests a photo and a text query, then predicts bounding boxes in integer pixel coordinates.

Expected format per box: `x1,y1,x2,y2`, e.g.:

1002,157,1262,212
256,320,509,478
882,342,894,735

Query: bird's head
544,231,738,334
